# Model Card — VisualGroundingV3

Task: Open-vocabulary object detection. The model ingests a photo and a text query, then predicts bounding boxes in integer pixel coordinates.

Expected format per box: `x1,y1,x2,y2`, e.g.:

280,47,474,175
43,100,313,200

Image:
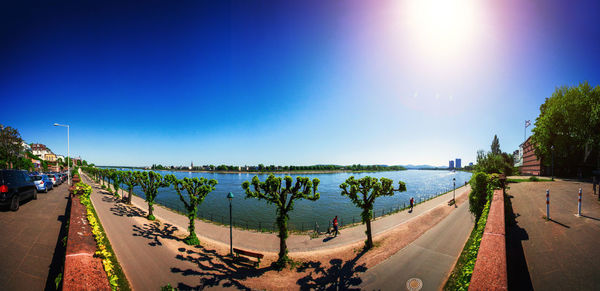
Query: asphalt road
0,181,69,291
360,198,475,291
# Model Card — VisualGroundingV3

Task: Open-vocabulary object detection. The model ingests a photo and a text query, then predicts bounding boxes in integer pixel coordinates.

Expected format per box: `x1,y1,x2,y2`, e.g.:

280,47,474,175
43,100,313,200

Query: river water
106,169,471,232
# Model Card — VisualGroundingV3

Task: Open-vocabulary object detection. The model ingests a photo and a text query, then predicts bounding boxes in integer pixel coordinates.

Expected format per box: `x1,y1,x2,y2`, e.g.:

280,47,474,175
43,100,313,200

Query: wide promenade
83,173,472,289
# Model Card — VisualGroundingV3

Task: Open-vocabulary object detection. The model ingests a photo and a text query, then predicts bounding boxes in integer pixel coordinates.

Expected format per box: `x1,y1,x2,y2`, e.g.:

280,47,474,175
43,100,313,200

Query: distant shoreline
97,167,466,175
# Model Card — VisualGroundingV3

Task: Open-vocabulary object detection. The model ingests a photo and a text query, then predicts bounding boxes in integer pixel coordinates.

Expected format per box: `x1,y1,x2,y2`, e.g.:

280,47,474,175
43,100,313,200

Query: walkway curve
90,173,470,254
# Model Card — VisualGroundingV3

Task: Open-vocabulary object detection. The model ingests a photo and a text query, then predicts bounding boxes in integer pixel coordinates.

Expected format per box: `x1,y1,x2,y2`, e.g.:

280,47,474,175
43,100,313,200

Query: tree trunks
365,218,374,249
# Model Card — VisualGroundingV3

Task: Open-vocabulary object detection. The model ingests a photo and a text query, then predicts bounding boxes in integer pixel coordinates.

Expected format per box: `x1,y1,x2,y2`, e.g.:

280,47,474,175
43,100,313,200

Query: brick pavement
507,180,600,290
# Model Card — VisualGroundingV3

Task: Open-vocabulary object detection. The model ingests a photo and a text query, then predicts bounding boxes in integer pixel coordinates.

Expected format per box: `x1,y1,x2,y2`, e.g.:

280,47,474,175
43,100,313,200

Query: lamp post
227,192,234,256
53,123,70,185
453,177,456,207
551,145,555,180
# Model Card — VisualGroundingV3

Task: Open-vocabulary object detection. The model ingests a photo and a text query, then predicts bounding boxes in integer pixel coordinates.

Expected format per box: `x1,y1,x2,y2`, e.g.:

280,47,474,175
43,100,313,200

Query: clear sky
2,0,600,167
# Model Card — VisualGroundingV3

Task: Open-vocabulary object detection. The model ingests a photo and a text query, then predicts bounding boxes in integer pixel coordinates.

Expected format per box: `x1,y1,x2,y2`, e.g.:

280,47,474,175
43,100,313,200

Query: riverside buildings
519,136,545,176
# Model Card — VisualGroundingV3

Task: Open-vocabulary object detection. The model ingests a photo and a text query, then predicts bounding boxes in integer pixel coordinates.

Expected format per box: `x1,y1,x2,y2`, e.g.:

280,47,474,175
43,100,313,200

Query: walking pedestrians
410,197,414,212
333,216,339,237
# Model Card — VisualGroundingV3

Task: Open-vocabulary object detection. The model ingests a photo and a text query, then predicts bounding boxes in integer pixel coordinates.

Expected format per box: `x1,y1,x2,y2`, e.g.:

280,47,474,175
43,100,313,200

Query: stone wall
469,189,507,290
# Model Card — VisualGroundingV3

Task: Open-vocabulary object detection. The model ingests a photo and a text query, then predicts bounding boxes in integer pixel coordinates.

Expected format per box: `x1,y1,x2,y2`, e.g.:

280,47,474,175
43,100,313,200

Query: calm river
108,169,472,232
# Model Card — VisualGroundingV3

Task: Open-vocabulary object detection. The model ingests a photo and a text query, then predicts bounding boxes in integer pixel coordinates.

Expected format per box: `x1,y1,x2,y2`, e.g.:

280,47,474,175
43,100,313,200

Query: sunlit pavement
0,183,69,290
508,180,600,290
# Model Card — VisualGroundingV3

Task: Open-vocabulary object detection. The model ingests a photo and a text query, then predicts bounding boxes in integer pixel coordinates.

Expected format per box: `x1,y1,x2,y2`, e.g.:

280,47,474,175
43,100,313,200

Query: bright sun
398,0,487,62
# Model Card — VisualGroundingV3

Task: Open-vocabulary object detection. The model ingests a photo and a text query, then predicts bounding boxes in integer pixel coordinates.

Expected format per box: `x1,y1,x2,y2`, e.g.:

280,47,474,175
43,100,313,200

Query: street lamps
453,177,456,207
227,192,234,256
551,145,555,180
53,123,70,185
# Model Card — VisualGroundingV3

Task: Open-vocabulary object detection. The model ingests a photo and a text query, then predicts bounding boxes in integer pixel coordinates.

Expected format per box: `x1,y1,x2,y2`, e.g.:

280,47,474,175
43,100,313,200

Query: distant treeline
150,163,407,172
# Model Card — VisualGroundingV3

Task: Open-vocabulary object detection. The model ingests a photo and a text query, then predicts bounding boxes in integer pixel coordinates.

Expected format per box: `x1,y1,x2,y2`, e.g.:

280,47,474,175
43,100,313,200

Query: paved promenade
114,179,470,253
0,182,69,290
83,174,470,289
508,180,600,290
360,195,474,291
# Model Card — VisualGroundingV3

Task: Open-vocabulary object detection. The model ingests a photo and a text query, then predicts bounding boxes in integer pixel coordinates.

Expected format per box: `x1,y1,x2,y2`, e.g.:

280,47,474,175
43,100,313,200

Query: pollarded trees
111,170,123,198
135,171,170,221
242,174,320,267
106,169,116,193
340,176,406,250
120,171,138,204
165,175,218,245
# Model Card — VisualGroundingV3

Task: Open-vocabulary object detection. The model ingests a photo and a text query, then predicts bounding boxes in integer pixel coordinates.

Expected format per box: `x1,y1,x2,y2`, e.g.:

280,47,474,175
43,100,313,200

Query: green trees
166,175,218,245
468,172,490,221
110,170,123,198
242,174,320,267
120,171,138,204
136,171,170,221
475,136,516,175
0,124,24,169
491,135,501,155
339,176,406,250
531,81,600,176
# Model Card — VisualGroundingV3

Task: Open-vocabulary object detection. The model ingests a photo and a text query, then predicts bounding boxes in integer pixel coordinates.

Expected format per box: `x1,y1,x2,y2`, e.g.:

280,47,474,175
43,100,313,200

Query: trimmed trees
242,174,320,267
135,171,169,221
340,176,406,250
110,170,123,198
120,171,139,204
165,175,218,245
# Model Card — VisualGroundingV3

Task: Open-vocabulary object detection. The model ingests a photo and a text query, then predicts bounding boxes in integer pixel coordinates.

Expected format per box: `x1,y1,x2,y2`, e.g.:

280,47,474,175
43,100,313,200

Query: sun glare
399,0,487,62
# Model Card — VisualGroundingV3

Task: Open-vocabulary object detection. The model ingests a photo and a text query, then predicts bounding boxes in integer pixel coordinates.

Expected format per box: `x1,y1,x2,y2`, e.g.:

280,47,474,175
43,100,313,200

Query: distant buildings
449,160,455,169
455,158,461,169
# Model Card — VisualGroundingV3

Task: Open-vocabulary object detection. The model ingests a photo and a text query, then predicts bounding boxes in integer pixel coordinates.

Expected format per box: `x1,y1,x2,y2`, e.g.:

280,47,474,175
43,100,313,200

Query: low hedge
444,198,491,290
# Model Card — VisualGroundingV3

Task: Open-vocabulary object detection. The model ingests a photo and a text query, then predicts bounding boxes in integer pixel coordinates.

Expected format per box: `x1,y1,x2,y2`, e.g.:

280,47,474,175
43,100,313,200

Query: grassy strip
507,177,552,183
75,182,131,291
443,199,491,290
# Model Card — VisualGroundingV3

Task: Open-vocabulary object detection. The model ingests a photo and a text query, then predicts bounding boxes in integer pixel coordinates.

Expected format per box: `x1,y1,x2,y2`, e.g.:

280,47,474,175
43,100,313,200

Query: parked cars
31,174,53,193
50,173,62,186
46,173,57,186
0,169,37,211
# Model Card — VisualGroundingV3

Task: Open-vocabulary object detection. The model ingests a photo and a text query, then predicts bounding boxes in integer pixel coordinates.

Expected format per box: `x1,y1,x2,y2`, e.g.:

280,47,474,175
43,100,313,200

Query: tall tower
190,161,193,170
455,158,461,169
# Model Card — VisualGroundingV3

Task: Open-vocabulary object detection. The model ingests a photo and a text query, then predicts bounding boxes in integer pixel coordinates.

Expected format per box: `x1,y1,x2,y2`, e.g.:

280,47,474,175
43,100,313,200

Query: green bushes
469,172,491,221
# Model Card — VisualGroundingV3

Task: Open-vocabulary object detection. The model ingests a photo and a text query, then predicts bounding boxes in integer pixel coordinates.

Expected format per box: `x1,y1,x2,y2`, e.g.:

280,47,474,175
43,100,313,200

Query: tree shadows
171,245,273,290
296,248,368,290
109,202,146,218
132,221,180,247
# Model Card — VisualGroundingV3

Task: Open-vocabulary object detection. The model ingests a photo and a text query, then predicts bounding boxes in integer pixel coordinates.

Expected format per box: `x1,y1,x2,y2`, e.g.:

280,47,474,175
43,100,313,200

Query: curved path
121,181,471,253
360,196,474,291
83,174,471,289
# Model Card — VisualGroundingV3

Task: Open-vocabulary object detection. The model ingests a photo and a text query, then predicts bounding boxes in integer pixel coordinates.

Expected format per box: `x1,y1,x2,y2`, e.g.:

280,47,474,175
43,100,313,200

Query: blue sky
2,0,600,167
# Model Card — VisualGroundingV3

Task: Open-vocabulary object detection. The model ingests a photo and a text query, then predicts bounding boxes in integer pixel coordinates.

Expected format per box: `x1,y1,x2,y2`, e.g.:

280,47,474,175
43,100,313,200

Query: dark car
0,170,37,211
